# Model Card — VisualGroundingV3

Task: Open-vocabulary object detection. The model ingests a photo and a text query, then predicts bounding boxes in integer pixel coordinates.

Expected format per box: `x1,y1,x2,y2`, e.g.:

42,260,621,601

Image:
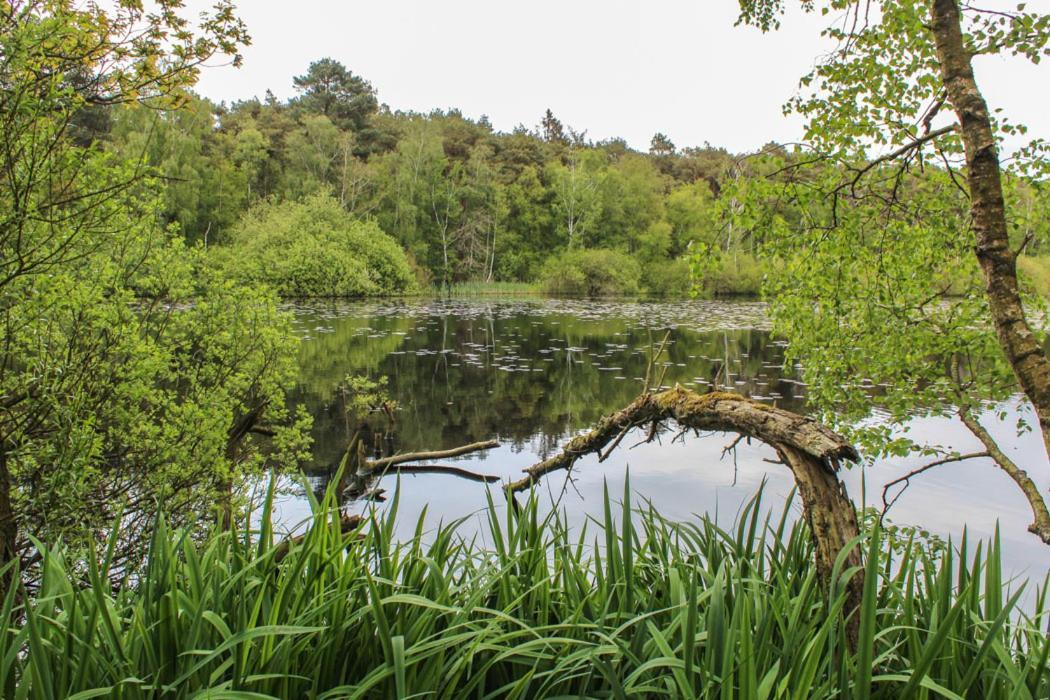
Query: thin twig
880,451,990,521
599,423,634,463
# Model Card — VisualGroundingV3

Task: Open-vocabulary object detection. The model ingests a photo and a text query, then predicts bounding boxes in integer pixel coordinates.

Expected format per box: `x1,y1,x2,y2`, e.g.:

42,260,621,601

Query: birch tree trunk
930,0,1050,464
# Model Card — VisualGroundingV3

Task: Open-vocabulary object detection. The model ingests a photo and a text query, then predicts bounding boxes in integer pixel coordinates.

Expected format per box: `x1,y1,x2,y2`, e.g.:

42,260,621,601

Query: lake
273,297,1050,592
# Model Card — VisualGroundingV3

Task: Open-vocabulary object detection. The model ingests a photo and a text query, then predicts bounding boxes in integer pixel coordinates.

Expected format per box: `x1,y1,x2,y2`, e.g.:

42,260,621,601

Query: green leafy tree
666,180,718,254
215,193,416,297
0,1,316,592
540,248,643,296
732,0,1050,541
548,149,604,248
594,153,667,253
649,132,676,157
541,108,569,145
108,97,247,243
292,58,378,133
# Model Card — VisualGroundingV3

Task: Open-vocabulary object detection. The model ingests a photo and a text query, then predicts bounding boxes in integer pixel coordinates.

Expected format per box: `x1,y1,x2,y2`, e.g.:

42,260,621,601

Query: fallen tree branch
506,385,865,647
369,440,500,470
273,513,365,563
506,388,857,494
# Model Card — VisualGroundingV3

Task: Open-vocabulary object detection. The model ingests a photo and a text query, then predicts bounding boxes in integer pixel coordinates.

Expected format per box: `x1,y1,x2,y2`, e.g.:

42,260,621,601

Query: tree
666,181,718,254
541,108,568,145
108,97,247,244
292,58,378,132
732,0,1050,541
649,132,676,157
547,149,604,248
214,194,416,297
594,153,667,252
0,1,315,593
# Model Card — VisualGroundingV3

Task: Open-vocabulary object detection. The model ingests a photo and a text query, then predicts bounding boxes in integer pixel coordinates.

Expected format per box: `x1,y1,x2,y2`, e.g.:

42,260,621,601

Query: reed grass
432,281,540,296
3,479,1048,698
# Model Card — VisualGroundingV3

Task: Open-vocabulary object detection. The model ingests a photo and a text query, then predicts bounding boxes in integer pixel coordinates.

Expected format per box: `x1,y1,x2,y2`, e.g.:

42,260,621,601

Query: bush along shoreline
5,479,1048,698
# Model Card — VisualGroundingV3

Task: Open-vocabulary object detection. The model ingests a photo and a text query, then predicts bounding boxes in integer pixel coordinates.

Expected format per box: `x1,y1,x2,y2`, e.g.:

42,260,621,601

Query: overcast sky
188,0,1046,154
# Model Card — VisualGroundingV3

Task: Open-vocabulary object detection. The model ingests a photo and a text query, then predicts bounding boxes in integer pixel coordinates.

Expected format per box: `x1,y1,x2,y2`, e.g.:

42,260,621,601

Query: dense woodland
95,59,790,296
90,56,1050,300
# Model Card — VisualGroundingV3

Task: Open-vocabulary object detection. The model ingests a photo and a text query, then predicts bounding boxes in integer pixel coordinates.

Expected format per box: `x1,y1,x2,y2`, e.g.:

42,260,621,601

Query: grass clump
3,481,1048,698
435,280,540,296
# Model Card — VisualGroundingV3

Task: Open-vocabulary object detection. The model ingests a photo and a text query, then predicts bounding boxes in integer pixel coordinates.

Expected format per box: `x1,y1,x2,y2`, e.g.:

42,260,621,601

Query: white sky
188,0,1048,154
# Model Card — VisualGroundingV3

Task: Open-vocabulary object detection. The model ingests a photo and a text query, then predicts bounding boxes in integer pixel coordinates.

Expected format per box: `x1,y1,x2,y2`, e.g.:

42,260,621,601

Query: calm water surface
273,297,1050,591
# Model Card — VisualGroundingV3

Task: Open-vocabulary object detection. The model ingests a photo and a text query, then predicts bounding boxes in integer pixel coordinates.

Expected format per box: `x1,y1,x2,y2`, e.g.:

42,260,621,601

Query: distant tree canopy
292,58,378,132
96,55,1050,307
100,58,748,293
650,133,676,157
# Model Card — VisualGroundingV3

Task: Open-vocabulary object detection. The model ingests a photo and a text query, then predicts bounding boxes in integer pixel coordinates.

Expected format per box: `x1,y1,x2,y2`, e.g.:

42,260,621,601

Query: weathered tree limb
273,513,364,563
958,407,1050,543
335,438,502,503
506,386,865,645
506,388,858,492
369,440,500,470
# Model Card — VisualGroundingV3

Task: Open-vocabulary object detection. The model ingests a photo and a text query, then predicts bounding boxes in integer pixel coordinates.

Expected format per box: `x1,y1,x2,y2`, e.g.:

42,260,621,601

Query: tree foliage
539,248,643,297
728,0,1050,540
0,0,310,582
216,194,416,297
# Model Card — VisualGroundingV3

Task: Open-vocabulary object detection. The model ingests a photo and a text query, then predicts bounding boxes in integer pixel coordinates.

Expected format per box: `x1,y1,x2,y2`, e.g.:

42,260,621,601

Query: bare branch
369,440,499,470
880,451,990,519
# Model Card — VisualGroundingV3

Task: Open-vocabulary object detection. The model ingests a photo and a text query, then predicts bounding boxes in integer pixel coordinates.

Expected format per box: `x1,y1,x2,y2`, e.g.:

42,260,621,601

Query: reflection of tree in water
290,302,803,482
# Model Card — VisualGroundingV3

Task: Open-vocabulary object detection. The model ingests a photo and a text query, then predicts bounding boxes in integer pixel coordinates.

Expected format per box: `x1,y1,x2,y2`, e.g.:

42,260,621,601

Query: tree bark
930,0,1050,462
506,387,865,645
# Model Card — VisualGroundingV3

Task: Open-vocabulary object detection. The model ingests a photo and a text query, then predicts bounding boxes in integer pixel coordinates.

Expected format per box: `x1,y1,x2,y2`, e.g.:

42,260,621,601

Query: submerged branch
378,464,501,483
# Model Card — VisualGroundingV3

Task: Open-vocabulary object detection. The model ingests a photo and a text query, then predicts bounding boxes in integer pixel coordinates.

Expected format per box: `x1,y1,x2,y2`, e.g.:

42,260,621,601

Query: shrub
642,257,693,297
215,194,416,297
692,250,766,296
539,248,642,296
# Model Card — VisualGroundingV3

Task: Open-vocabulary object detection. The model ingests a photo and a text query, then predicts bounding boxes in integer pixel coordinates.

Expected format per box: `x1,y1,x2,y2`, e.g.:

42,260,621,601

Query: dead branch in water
369,440,500,470
273,513,365,563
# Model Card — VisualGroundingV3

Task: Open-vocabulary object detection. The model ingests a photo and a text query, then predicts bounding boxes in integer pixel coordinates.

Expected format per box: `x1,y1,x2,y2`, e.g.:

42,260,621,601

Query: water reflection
278,298,1050,599
290,299,799,468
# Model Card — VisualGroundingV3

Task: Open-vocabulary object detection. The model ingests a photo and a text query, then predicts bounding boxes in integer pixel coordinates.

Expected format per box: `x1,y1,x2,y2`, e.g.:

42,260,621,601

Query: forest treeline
92,57,1050,298
95,58,783,296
